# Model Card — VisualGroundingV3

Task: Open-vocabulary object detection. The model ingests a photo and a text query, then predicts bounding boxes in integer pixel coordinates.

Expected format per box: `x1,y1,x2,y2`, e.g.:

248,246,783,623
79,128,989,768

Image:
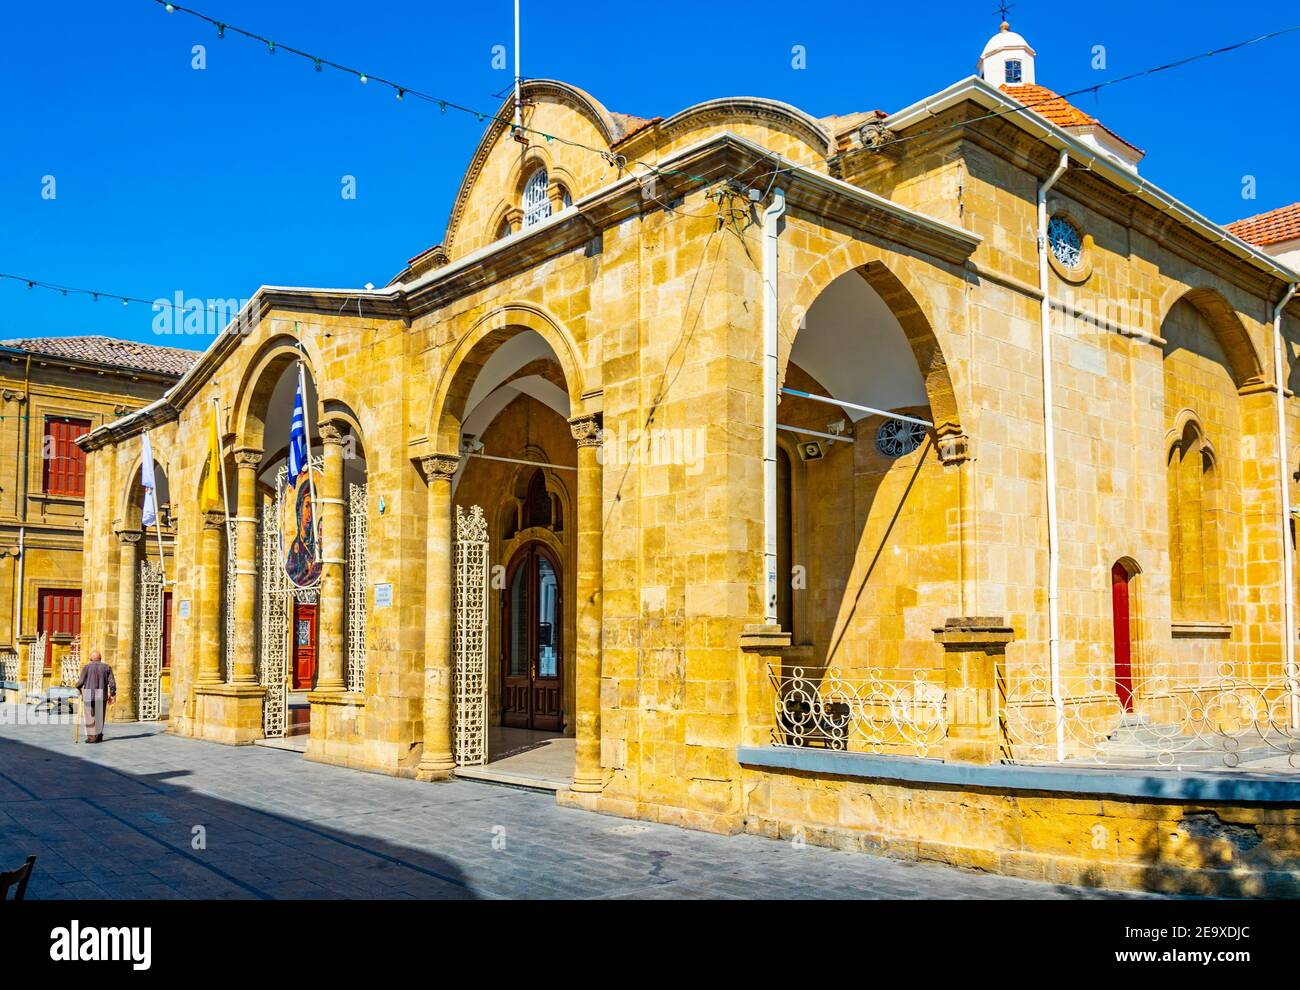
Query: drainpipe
1038,150,1069,761
763,188,787,624
1274,282,1299,729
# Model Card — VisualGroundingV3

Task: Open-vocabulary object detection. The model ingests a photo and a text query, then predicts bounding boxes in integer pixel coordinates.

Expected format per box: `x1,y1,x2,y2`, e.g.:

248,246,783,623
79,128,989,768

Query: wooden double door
501,543,563,731
292,602,318,690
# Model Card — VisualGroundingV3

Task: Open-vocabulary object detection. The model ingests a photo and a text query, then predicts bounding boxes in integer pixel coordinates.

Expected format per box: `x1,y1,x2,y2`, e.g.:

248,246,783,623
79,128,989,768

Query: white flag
141,432,158,528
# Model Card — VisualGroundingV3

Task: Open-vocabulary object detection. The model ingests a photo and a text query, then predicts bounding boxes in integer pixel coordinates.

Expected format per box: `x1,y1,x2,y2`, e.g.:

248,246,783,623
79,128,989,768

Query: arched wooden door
1110,561,1135,712
501,542,563,731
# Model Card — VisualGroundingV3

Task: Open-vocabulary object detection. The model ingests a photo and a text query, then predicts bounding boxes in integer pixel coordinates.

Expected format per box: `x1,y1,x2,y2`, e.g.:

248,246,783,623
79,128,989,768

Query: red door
37,589,82,666
162,592,174,669
1111,561,1134,712
293,603,318,690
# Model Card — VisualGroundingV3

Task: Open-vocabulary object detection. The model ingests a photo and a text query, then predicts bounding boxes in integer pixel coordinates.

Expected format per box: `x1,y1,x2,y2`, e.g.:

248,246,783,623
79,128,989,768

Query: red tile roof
1000,83,1143,156
1226,202,1300,248
0,335,200,377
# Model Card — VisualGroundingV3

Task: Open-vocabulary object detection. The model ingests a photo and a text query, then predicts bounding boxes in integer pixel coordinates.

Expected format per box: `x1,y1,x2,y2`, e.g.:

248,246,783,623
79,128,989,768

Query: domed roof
981,22,1034,58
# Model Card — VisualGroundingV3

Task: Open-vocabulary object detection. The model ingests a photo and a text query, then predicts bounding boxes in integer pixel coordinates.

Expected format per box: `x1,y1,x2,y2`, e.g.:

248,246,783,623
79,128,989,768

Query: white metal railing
769,665,946,758
1003,663,1300,772
768,661,1300,774
1,651,18,684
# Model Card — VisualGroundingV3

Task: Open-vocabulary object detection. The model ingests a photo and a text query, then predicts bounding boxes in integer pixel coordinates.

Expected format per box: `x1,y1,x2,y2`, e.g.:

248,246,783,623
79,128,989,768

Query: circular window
1047,216,1084,270
876,419,927,458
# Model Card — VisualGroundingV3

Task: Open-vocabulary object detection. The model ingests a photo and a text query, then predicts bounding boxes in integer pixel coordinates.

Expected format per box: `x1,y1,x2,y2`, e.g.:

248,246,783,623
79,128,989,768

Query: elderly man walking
75,650,116,743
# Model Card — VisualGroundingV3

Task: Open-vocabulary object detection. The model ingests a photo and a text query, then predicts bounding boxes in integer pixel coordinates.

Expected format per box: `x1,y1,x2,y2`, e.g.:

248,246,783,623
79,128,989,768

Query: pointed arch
428,303,588,452
784,243,964,437
1159,285,1265,390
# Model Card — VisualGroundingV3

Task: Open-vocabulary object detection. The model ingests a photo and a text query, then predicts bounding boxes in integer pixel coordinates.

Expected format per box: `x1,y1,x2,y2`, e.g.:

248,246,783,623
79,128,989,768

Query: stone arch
784,242,964,439
231,335,327,453
120,449,174,528
428,303,587,452
1158,285,1264,390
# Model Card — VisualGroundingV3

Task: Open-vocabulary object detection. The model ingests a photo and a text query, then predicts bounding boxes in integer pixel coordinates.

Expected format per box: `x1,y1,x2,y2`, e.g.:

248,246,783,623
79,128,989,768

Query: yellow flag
200,402,221,512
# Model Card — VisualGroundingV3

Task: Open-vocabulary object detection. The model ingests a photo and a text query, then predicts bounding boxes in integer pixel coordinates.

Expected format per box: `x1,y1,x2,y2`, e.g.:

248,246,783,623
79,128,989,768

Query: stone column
313,422,347,694
112,528,142,718
196,510,226,685
569,413,605,793
416,453,459,781
231,449,262,683
933,617,1014,765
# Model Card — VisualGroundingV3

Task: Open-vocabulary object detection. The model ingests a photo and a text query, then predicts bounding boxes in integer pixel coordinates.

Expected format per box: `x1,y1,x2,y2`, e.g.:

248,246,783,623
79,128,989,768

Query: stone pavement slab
0,706,1150,900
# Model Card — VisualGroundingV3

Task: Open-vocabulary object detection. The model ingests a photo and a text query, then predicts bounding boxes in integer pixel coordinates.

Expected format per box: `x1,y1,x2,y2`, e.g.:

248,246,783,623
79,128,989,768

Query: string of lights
149,0,715,189
0,272,227,314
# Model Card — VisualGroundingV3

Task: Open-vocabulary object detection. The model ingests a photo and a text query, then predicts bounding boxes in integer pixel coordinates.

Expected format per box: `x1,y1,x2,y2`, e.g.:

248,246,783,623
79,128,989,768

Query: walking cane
73,691,80,744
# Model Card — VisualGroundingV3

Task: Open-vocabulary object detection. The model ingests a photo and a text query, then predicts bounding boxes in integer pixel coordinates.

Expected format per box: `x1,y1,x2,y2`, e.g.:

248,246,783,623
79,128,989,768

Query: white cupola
979,20,1036,87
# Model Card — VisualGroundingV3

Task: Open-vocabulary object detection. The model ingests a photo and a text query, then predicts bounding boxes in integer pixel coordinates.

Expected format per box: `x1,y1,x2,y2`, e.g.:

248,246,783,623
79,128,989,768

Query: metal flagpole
513,0,522,133
212,397,235,559
294,325,323,563
144,430,168,585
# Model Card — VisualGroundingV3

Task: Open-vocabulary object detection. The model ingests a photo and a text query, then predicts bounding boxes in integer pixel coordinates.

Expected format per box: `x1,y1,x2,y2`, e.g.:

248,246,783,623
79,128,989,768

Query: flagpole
144,430,168,586
212,397,235,559
295,349,323,564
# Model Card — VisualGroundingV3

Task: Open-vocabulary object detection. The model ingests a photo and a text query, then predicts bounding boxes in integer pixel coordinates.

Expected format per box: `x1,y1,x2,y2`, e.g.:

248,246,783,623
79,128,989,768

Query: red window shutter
44,418,90,496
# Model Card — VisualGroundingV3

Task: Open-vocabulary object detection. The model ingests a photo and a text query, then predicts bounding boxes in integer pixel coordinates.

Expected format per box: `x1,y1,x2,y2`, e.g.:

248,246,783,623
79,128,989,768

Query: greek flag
140,431,158,528
288,371,308,482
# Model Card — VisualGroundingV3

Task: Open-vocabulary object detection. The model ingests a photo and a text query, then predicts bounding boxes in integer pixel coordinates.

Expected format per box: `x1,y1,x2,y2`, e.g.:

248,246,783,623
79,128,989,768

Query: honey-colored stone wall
76,83,1300,870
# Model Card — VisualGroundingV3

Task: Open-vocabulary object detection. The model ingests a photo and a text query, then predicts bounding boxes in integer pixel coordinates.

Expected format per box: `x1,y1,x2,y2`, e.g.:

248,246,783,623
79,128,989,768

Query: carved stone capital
934,424,970,466
114,528,143,546
421,453,461,484
233,447,263,470
569,413,604,448
319,421,346,446
202,510,227,531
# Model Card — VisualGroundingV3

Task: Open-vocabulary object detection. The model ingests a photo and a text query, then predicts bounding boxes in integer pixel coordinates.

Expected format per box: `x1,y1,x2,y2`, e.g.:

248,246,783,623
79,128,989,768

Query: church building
77,22,1300,894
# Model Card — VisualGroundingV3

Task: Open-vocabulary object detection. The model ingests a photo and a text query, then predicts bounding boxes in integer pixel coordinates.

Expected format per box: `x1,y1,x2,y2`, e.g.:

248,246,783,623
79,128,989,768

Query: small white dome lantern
979,19,1036,87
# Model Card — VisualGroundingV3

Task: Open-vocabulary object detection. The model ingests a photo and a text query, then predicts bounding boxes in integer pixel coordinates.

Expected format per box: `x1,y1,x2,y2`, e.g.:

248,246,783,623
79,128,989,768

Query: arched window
1167,420,1222,621
525,469,553,530
522,167,551,229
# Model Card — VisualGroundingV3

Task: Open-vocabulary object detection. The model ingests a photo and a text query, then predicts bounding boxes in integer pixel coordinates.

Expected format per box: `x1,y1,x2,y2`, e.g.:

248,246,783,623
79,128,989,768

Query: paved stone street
0,706,1142,900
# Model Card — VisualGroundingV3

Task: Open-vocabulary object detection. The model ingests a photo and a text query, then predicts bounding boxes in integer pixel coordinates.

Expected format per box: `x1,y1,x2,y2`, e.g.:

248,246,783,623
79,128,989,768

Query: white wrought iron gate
26,633,46,699
259,499,291,738
454,504,489,766
137,560,164,720
346,482,368,694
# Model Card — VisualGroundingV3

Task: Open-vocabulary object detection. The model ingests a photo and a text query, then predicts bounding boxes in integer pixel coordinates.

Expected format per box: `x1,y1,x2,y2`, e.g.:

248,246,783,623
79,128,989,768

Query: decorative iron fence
768,665,946,758
1003,663,1300,771
1,651,18,684
768,661,1300,773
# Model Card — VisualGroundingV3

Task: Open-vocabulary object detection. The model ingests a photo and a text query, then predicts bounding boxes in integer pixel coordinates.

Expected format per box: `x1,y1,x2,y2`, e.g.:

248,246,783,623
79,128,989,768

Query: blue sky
2,0,1297,346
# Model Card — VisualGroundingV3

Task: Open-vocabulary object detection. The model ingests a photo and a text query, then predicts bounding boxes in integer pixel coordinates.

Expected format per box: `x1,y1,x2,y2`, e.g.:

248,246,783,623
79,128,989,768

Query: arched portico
420,308,602,793
773,255,969,685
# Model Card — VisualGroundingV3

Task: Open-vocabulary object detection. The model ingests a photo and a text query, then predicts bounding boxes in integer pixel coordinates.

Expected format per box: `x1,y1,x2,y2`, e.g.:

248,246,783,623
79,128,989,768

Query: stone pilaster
196,510,226,685
416,453,460,781
312,422,347,695
231,448,261,683
933,617,1014,765
568,413,605,793
112,528,142,720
